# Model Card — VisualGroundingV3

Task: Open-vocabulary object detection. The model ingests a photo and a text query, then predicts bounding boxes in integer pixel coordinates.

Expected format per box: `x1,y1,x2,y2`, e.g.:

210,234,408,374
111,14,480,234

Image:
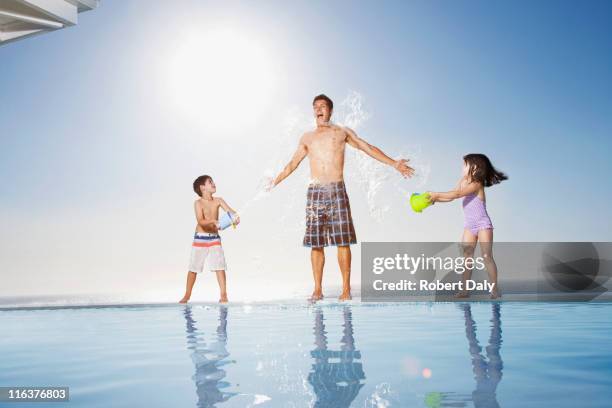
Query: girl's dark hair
463,154,508,187
193,175,212,196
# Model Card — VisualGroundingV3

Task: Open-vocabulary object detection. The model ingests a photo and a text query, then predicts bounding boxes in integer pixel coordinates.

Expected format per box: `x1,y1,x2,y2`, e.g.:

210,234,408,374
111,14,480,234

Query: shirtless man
269,94,414,301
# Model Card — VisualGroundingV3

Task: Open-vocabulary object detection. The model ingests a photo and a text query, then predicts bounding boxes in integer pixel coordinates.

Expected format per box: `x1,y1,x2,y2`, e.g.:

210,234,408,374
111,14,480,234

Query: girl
427,154,508,299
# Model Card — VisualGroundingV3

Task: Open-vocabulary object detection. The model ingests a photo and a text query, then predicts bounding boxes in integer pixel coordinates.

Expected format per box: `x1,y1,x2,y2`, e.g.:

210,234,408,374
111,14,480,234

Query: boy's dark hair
193,175,212,197
463,154,508,187
312,94,333,110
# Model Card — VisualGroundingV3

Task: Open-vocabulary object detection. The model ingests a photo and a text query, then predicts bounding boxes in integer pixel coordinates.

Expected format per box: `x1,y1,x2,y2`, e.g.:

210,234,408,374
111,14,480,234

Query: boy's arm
194,201,219,231
217,197,236,214
345,127,414,178
269,137,308,189
217,197,240,225
428,180,480,203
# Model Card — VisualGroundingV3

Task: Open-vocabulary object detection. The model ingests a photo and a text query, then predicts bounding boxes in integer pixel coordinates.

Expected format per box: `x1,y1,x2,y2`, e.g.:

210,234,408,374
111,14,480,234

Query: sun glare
165,27,277,131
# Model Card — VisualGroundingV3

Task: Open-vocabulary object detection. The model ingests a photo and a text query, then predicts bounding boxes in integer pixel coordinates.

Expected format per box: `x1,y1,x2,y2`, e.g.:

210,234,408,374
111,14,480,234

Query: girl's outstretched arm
430,195,454,203
427,180,480,203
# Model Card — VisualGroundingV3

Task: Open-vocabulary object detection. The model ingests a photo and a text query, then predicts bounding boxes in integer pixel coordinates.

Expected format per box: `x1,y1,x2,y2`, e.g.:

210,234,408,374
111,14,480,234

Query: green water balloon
410,193,432,213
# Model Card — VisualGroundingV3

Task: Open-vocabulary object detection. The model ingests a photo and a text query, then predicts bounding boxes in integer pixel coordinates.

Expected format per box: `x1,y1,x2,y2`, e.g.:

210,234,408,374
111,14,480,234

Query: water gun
218,212,238,230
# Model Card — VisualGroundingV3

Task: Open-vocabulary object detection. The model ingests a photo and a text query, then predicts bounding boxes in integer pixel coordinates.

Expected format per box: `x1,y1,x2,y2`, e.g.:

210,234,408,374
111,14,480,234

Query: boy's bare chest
200,200,220,215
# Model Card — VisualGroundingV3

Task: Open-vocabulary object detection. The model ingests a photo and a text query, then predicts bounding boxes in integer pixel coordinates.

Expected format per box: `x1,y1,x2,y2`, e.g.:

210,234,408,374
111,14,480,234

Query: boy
179,175,240,304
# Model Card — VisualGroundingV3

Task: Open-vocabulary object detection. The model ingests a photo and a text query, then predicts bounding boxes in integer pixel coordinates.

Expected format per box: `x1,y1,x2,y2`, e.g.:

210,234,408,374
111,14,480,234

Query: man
269,94,414,301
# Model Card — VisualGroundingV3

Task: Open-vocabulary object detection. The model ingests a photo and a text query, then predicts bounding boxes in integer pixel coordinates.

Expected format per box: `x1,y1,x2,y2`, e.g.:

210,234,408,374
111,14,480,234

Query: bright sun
165,27,277,131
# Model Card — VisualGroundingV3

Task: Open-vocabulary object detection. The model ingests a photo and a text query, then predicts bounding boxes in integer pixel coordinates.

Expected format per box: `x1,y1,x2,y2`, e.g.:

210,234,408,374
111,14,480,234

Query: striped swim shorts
303,181,357,248
188,232,226,273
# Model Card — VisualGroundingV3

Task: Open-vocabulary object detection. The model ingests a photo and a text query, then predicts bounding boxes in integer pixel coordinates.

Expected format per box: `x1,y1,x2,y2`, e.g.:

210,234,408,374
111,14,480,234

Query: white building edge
0,0,98,45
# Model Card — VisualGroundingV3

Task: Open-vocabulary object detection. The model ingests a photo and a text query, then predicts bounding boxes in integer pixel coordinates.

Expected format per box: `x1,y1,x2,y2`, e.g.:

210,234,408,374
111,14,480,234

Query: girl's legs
456,229,478,298
215,270,228,303
179,271,197,303
478,229,500,299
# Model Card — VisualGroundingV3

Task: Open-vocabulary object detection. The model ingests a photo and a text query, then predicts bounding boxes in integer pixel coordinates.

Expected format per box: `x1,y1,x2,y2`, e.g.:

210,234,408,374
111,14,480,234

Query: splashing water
365,383,397,408
332,90,371,129
395,145,431,190
236,91,431,223
234,185,270,218
335,91,431,221
234,106,314,219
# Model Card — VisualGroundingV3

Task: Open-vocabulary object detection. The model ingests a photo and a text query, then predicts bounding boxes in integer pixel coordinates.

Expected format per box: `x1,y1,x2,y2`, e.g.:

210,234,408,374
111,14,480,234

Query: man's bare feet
310,290,324,302
338,291,352,301
490,289,501,299
179,296,190,304
455,290,470,299
219,293,228,304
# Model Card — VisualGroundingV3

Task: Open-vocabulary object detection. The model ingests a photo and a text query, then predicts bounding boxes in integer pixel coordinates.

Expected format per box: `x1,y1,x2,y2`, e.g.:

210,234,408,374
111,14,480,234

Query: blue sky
1,0,611,300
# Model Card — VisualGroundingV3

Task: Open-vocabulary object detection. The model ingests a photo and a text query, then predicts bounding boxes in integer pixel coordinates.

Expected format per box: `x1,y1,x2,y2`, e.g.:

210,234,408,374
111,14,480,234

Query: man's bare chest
307,132,346,152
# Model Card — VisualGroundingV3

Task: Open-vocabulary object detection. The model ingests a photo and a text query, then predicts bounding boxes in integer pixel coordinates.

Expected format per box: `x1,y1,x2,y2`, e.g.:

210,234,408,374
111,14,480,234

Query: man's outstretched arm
345,127,415,178
270,139,308,188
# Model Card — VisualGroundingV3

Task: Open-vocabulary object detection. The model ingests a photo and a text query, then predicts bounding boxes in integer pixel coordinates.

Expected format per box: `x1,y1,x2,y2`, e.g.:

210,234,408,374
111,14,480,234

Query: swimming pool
2,302,611,407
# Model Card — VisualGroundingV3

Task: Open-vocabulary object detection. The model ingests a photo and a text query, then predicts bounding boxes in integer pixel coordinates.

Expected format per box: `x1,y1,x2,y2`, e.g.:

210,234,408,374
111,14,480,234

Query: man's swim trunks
303,181,357,248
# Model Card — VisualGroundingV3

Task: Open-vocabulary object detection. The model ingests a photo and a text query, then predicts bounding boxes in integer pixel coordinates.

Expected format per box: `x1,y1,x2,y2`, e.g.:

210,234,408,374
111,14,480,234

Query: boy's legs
311,248,325,301
182,235,209,303
337,245,352,301
179,271,198,303
215,270,228,303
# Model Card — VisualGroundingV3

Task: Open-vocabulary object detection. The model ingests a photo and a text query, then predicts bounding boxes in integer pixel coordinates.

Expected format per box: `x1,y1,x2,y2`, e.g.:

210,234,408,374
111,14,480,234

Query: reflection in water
465,303,503,408
308,306,366,407
427,304,504,408
183,306,236,407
